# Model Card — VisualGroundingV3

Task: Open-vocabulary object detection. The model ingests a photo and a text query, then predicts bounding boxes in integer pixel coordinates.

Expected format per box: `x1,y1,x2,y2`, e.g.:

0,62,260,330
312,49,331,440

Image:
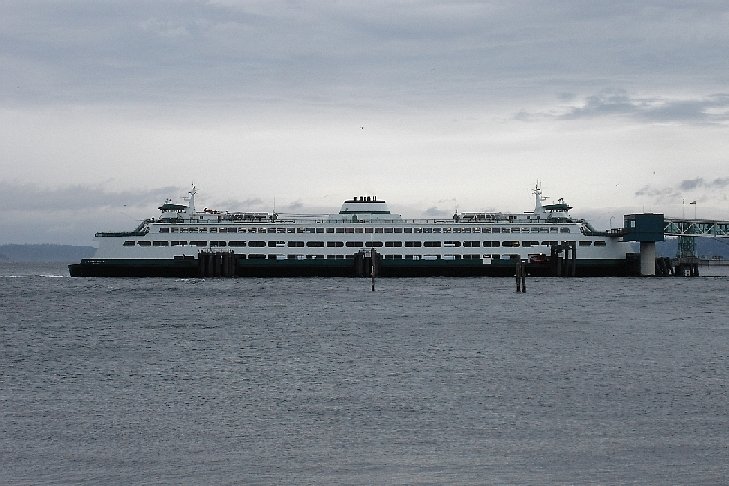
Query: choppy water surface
2,263,729,484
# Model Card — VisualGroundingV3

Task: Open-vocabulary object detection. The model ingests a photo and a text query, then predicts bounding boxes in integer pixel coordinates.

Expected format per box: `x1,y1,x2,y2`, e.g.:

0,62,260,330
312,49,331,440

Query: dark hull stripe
69,258,636,277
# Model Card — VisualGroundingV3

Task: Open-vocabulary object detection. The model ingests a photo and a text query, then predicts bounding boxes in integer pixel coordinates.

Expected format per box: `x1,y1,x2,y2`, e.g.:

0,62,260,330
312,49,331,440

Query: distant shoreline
0,244,95,263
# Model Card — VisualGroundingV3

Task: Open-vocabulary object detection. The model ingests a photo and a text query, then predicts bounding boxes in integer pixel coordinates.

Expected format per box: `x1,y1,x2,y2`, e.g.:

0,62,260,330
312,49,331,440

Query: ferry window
327,241,344,247
385,228,394,233
462,228,471,233
375,228,384,233
521,241,533,247
228,241,246,247
502,241,520,247
276,228,285,234
326,228,335,233
444,241,461,247
199,228,207,233
560,227,571,233
249,241,266,247
335,228,345,233
268,241,285,247
287,228,296,233
288,241,304,247
267,228,276,233
159,228,170,233
305,228,316,234
365,241,383,247
472,228,480,233
171,241,187,246
171,228,179,233
414,228,423,233
481,227,490,234
492,254,500,259
306,241,324,247
405,241,421,247
153,241,169,246
316,228,324,233
345,228,354,233
500,228,510,234
210,228,218,233
385,241,402,247
463,241,480,247
404,228,412,233
355,228,364,233
423,241,441,247
443,228,452,233
297,228,305,233
138,241,151,246
483,241,501,247
211,241,227,247
249,254,266,259
394,228,403,233
423,228,432,233
123,241,135,246
190,241,207,247
579,241,592,246
346,241,363,248
594,241,607,246
550,227,558,233
541,241,557,246
452,228,461,233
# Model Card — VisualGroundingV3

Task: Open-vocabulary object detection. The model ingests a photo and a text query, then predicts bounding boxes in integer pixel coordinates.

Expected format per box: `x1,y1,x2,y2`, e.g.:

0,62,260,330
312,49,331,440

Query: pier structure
623,213,664,276
623,215,729,276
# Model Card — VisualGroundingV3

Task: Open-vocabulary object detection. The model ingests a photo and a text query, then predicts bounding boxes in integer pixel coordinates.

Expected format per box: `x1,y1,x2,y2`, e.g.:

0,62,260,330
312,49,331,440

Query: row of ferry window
158,226,573,234
211,254,522,260
125,240,606,248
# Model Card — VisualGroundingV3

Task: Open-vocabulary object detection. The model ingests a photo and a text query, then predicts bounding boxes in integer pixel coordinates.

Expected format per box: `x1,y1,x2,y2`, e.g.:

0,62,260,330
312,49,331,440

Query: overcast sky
2,1,729,244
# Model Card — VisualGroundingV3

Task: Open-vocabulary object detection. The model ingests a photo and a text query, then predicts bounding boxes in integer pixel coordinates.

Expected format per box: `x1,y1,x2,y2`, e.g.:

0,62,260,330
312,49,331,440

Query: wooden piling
515,260,526,293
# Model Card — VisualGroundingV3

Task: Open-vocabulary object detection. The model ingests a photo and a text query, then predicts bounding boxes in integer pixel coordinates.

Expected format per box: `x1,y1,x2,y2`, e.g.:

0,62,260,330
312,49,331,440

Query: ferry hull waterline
68,185,639,278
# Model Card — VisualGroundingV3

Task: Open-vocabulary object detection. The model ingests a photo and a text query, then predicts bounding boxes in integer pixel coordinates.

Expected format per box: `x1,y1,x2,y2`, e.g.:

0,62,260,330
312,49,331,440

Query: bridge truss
663,218,729,237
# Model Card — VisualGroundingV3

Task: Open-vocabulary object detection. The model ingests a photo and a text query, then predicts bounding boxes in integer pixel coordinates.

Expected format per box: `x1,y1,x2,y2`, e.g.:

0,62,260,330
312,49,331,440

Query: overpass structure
663,218,729,237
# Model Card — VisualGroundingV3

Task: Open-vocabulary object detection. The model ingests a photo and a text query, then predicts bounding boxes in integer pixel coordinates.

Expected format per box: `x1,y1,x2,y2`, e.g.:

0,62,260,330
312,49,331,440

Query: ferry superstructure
68,185,636,277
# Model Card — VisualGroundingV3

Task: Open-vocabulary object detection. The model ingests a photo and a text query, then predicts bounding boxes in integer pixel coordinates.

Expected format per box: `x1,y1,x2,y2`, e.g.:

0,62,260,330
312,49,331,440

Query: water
2,262,729,484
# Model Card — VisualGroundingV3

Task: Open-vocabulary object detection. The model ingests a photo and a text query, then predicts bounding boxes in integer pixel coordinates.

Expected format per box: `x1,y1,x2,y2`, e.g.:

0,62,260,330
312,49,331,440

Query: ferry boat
68,185,637,277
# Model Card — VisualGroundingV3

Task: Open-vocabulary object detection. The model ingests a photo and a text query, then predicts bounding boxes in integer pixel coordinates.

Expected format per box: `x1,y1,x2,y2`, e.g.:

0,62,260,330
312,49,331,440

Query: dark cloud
635,176,729,205
554,90,729,124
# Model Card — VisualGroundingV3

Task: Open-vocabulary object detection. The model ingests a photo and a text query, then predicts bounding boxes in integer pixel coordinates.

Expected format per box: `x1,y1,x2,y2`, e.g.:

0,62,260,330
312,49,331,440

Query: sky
1,0,729,245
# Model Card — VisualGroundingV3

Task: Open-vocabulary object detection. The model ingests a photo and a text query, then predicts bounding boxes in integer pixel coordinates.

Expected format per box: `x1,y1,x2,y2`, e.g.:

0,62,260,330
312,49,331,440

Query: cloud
3,1,729,112
519,89,729,124
1,181,180,211
635,176,729,205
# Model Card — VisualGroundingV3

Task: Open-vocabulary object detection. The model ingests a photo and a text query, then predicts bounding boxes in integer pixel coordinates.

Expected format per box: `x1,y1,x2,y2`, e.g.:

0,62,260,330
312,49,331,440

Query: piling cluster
198,251,237,277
